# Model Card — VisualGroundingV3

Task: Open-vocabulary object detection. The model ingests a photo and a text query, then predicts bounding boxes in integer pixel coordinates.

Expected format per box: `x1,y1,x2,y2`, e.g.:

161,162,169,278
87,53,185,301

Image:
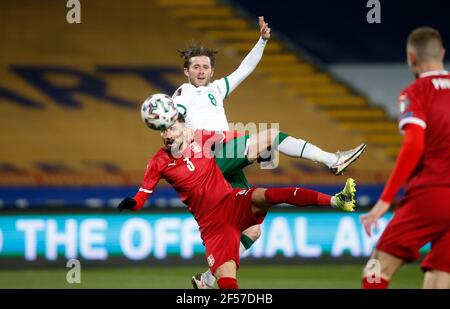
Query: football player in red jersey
174,17,366,289
361,27,450,289
118,114,357,289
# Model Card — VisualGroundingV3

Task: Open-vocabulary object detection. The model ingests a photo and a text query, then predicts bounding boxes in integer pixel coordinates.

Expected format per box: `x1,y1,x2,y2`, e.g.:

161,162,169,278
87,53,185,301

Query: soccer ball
140,93,179,130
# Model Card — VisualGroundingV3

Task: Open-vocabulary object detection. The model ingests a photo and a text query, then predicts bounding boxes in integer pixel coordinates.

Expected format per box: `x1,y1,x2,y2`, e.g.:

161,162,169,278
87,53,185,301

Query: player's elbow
404,135,425,155
403,125,425,155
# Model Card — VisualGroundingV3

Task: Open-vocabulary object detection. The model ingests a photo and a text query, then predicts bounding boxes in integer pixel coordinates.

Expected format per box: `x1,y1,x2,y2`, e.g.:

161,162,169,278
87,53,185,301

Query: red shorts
202,188,266,275
376,187,450,273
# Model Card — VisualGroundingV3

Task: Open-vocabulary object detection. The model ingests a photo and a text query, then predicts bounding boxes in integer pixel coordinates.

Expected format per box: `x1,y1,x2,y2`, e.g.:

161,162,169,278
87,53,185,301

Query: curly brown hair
178,43,218,69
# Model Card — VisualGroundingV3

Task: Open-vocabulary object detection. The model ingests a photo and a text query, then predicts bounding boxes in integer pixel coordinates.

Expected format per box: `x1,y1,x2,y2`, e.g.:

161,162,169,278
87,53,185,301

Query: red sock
217,277,239,289
362,277,389,289
265,187,331,207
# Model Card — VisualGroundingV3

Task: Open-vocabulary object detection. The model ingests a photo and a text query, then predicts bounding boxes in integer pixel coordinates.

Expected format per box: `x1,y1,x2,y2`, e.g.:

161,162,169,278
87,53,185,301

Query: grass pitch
0,263,424,289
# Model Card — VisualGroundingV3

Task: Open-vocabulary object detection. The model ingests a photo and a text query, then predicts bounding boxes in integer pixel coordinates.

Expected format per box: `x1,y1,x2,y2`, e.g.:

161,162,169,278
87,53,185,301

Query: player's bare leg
362,249,404,289
213,260,239,289
423,270,450,289
192,225,261,289
246,128,366,175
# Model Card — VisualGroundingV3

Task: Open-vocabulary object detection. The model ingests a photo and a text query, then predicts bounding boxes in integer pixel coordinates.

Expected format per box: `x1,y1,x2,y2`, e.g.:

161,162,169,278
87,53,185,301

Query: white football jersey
172,78,230,131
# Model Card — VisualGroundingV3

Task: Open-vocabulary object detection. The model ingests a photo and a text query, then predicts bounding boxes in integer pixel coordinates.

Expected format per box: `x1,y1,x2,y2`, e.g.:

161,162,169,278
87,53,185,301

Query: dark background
232,0,450,63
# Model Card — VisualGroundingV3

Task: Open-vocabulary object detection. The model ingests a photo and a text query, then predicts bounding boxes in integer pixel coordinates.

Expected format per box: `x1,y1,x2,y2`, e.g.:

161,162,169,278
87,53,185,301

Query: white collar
420,70,449,78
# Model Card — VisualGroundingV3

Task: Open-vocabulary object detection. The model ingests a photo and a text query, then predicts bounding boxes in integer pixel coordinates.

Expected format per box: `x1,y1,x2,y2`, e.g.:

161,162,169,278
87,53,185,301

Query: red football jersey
397,70,450,192
139,130,232,234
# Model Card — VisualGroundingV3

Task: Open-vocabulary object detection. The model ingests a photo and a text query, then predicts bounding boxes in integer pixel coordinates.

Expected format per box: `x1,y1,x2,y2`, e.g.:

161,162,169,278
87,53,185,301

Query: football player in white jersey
173,17,366,289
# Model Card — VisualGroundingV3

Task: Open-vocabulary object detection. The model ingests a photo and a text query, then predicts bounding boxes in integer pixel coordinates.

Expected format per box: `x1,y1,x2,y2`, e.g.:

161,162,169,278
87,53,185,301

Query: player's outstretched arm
360,124,425,236
259,16,271,41
117,189,152,212
119,154,161,212
223,16,271,97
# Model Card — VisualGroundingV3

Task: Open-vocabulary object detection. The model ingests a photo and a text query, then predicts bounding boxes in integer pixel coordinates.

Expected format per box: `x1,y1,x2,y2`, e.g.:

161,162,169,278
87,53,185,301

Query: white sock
202,241,248,286
239,241,246,255
276,136,337,167
330,196,337,207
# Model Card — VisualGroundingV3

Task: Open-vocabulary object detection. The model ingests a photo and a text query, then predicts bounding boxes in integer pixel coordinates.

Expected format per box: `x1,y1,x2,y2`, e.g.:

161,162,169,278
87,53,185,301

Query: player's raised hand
360,200,390,236
259,16,271,40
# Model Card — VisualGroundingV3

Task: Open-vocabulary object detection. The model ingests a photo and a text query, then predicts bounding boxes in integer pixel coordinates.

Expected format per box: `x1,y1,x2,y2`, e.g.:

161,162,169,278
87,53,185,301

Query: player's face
185,56,214,87
161,121,186,152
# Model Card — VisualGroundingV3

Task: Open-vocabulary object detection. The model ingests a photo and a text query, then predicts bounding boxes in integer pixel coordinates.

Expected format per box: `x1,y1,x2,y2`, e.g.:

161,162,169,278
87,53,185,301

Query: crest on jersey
189,142,201,153
398,94,411,114
207,254,215,267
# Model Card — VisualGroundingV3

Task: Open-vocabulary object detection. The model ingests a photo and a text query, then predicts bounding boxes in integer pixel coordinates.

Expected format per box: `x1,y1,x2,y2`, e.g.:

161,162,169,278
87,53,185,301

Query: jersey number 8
183,158,195,172
208,94,217,106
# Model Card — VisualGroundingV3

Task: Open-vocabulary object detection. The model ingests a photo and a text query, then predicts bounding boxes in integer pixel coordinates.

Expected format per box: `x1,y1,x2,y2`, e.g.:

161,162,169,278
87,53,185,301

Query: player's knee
243,225,261,241
251,188,269,205
250,188,263,203
251,189,271,213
